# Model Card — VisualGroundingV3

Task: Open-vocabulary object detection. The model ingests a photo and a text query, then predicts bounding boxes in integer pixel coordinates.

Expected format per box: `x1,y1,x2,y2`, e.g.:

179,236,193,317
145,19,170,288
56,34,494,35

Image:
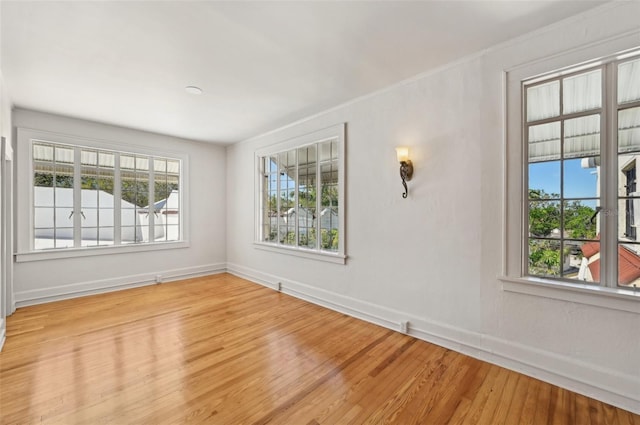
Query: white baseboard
226,262,640,415
14,263,226,308
0,318,5,352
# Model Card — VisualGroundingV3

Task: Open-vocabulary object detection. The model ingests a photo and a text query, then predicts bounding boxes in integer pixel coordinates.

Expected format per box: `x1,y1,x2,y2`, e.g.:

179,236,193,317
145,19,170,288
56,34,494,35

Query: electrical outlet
155,274,163,283
399,321,409,333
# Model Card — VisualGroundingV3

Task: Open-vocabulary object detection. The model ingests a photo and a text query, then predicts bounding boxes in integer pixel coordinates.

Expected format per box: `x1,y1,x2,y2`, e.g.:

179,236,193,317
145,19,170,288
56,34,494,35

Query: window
255,124,345,263
522,50,640,291
18,129,186,260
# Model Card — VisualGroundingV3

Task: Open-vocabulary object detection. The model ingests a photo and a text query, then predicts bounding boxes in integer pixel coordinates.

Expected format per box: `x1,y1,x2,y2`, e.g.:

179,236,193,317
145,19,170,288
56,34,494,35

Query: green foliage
528,188,597,277
529,240,561,276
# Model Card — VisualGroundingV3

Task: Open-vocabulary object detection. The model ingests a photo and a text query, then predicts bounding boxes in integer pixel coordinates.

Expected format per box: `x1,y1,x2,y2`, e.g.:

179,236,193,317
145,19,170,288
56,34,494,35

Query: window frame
16,128,189,262
502,38,640,312
254,123,346,264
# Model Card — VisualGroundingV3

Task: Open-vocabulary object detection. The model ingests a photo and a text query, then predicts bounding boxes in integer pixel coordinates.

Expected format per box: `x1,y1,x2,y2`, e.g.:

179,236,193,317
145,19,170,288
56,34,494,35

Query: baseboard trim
226,262,640,415
14,263,227,307
0,318,5,352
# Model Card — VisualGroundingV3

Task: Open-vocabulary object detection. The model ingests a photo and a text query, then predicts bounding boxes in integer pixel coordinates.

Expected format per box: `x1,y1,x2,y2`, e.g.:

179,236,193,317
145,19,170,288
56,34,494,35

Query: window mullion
73,147,82,247
315,144,321,251
603,62,618,288
114,152,122,245
294,150,299,248
148,157,155,243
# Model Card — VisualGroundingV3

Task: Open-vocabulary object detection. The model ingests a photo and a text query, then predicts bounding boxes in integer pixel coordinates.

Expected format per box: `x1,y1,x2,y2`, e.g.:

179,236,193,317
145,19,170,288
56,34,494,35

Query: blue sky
529,159,599,199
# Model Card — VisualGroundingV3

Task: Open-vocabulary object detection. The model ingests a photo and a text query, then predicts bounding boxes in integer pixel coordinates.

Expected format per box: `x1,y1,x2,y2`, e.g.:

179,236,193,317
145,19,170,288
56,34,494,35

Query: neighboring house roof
581,241,640,285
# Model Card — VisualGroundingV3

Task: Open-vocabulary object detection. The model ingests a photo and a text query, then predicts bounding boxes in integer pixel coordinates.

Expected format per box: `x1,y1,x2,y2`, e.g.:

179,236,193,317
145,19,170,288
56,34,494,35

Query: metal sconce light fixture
395,147,413,198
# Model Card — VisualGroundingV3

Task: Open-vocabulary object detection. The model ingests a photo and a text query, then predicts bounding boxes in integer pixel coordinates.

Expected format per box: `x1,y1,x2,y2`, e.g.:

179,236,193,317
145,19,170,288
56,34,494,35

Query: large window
19,131,184,258
255,124,345,263
523,51,640,290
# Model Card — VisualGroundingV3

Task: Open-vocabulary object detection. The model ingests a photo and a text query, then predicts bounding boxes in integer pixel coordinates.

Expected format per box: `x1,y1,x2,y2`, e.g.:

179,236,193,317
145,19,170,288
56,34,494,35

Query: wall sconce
395,147,413,198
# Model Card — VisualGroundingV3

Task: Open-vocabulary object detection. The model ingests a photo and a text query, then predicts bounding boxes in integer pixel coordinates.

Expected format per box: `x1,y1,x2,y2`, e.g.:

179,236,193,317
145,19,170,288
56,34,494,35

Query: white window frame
16,128,189,262
254,123,346,264
502,37,640,314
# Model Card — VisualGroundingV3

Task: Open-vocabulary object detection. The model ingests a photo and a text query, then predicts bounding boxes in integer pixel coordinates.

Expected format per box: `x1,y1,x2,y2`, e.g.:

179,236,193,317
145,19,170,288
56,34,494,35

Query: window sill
15,241,190,262
254,242,346,264
499,276,640,314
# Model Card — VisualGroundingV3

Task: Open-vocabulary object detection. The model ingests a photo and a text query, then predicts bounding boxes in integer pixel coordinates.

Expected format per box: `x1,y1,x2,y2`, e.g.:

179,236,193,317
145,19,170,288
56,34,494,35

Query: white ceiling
1,1,606,144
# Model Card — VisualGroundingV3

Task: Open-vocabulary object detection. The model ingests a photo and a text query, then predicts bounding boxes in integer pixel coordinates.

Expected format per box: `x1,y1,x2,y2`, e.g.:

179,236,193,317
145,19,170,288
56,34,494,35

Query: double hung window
255,124,345,263
18,129,185,258
523,51,640,290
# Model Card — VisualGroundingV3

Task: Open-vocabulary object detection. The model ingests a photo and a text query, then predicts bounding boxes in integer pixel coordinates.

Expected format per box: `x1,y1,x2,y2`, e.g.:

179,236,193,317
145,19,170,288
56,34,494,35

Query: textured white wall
12,109,227,302
226,2,640,413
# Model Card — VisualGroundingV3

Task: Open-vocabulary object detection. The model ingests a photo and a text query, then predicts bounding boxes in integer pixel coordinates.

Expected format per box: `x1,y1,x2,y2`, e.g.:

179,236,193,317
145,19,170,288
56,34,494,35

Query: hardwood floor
0,273,637,424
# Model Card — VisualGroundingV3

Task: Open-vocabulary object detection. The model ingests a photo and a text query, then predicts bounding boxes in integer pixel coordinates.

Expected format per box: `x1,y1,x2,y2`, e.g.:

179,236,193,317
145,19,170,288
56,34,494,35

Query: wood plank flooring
0,273,637,424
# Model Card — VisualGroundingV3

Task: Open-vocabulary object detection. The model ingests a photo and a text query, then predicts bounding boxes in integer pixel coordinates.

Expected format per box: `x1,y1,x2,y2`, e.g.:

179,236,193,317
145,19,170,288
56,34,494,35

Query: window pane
319,141,332,162
528,201,560,238
81,228,98,247
34,207,54,228
528,239,561,277
298,145,316,249
81,208,97,228
100,208,114,227
320,158,339,252
563,69,601,114
563,158,599,198
618,107,640,153
565,240,600,283
618,243,640,288
563,199,598,240
619,198,640,242
529,161,560,198
166,225,179,242
527,80,560,122
618,58,640,105
564,114,600,159
55,207,73,228
528,122,560,162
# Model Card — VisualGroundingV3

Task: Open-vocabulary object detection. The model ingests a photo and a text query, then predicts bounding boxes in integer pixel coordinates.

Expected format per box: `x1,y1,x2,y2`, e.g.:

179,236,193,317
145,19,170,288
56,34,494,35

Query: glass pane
55,207,74,228
154,159,167,173
618,58,640,105
331,140,338,160
564,240,600,283
81,228,98,247
166,225,179,242
54,235,74,249
618,107,640,153
618,157,638,198
34,185,54,207
618,243,640,288
528,201,560,238
55,146,73,164
166,160,180,175
80,208,97,228
34,229,54,250
319,141,332,162
98,228,114,245
120,155,135,170
527,80,560,122
528,239,561,277
121,225,138,244
528,121,560,162
564,114,600,159
100,208,114,227
33,143,53,162
34,207,54,228
55,174,73,189
34,171,54,189
619,198,640,242
81,150,97,166
563,158,599,198
81,186,98,207
563,199,598,240
136,156,149,171
154,224,167,242
320,160,339,252
529,161,560,198
563,69,601,114
99,152,115,168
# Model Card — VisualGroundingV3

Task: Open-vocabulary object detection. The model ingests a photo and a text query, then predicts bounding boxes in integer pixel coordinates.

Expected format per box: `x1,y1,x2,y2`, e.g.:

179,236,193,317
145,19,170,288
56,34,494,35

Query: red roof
580,242,640,285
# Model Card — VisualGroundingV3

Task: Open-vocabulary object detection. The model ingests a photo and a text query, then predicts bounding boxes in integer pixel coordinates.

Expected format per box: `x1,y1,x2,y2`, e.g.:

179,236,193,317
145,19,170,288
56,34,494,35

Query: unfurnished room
0,1,639,424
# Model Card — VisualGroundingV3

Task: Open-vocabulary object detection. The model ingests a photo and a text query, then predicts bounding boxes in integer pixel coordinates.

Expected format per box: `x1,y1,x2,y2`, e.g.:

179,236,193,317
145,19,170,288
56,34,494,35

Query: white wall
12,109,227,305
226,2,640,414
